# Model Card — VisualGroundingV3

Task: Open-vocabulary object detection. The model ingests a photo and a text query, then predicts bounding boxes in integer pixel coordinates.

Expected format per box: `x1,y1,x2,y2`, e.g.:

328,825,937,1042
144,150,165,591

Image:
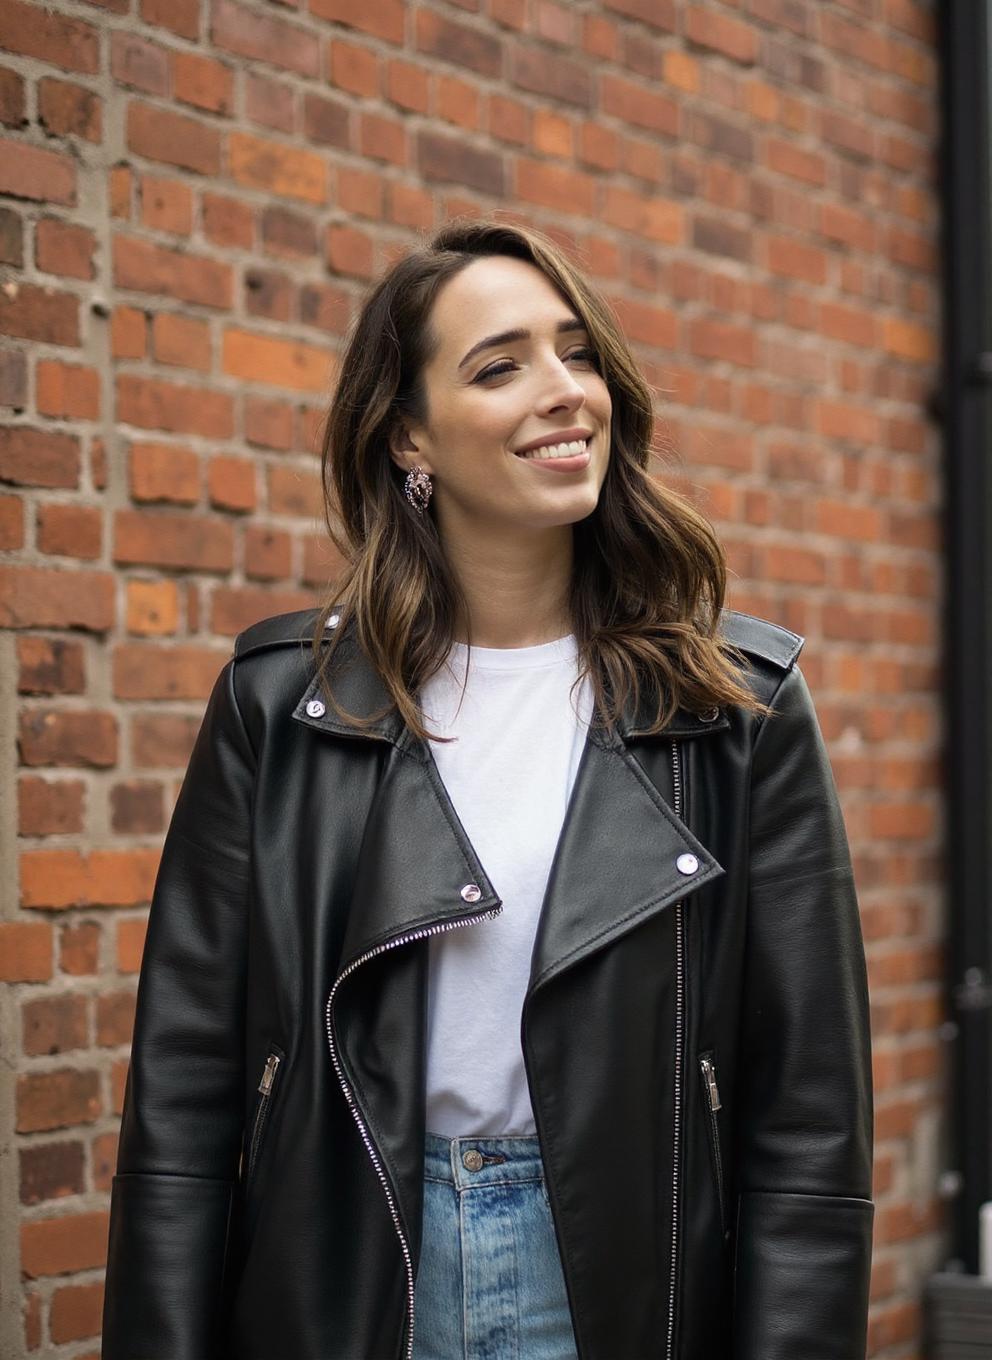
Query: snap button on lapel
460,883,482,903
698,707,719,722
676,853,699,875
325,613,340,629
305,698,326,718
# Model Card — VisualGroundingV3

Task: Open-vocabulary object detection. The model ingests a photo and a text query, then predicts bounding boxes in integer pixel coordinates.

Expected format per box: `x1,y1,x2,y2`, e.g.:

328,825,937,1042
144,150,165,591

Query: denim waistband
424,1130,544,1191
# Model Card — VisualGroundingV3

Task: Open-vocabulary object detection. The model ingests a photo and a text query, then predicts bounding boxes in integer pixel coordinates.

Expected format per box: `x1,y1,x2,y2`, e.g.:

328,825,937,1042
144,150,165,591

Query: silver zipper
667,738,685,1360
247,1052,281,1183
699,1054,726,1232
325,904,502,1360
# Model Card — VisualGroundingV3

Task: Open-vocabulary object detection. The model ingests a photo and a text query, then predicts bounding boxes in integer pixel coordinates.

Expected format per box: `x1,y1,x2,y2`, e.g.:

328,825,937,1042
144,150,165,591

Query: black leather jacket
101,606,874,1360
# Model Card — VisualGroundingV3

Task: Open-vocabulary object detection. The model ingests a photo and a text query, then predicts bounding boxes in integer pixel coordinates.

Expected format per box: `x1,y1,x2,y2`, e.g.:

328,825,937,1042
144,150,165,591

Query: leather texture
101,606,874,1360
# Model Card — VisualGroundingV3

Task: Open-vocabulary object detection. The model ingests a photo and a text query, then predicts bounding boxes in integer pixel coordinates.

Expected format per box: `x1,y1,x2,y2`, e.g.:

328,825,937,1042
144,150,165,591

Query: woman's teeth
518,438,589,460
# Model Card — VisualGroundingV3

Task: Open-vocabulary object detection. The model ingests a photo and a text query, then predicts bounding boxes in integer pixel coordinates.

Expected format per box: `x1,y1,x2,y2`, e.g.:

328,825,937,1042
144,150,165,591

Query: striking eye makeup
473,347,599,383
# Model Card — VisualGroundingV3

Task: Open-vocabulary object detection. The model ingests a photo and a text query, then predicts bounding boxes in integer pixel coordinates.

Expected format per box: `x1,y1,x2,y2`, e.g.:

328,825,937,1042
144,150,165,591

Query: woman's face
390,255,613,536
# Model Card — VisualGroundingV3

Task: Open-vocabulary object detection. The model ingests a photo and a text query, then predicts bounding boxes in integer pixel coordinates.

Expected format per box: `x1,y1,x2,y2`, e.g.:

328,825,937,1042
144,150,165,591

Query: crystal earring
404,466,433,513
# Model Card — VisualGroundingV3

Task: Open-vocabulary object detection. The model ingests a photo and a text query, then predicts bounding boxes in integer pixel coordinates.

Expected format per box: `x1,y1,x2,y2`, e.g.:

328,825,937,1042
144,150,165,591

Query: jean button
462,1148,484,1172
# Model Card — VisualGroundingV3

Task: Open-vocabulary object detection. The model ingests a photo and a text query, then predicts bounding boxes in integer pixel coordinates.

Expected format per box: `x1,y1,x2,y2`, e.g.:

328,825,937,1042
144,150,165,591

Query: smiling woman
101,217,874,1360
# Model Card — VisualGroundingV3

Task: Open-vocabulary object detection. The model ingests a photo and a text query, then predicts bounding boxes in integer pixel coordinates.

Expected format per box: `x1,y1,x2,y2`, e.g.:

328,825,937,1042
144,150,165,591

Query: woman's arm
101,656,255,1360
733,662,874,1360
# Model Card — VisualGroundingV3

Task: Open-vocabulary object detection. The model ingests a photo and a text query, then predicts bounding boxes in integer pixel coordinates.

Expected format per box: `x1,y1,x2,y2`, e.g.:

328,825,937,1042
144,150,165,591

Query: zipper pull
258,1053,280,1095
700,1056,722,1111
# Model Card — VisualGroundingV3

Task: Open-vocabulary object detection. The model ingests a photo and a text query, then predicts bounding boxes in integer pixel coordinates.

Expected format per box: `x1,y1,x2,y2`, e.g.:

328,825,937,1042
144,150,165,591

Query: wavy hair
310,217,770,742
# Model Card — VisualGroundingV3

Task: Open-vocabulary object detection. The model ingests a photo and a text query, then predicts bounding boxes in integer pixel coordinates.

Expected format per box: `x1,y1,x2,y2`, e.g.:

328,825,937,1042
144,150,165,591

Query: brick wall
0,1,943,1355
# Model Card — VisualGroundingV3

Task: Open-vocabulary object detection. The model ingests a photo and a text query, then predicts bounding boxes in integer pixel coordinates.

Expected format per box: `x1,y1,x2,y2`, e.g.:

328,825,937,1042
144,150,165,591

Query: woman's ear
388,423,430,475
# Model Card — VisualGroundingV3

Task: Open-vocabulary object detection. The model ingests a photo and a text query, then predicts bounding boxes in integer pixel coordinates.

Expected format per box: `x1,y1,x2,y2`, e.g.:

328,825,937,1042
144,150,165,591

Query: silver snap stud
462,1148,484,1172
698,707,719,722
460,883,482,903
676,853,699,875
325,613,340,629
305,698,326,718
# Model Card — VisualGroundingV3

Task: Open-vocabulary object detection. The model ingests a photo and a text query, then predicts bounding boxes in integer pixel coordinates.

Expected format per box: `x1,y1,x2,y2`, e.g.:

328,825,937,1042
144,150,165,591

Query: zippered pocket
246,1044,285,1186
698,1051,726,1235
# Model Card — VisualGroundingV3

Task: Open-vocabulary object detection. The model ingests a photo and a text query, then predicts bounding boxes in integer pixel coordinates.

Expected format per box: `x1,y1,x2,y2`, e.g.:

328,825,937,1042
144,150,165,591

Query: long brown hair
311,217,770,742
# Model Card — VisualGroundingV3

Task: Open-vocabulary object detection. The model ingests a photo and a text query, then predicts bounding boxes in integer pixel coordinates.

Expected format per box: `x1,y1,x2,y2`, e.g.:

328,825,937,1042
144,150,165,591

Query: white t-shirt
419,632,594,1136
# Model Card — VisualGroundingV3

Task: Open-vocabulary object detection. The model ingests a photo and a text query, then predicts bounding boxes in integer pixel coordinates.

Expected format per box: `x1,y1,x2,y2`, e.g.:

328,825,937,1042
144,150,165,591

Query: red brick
0,565,113,630
116,374,235,439
0,283,78,346
310,0,405,44
209,585,313,636
208,455,257,512
20,1210,109,1275
22,993,89,1056
35,361,100,421
128,441,200,504
0,921,53,982
111,305,146,359
387,58,430,114
111,643,228,700
0,63,24,125
59,921,101,975
113,234,232,308
17,635,86,695
114,508,234,572
91,1129,119,1191
0,0,99,74
126,100,221,175
325,223,375,278
202,192,254,249
229,131,328,204
34,218,96,280
50,1281,104,1343
268,462,323,518
18,709,117,769
126,579,179,637
139,175,193,235
37,78,102,142
18,775,85,836
116,917,147,973
110,779,165,834
140,0,198,40
328,37,380,96
131,711,200,768
245,71,296,134
16,1070,101,1134
173,50,235,116
111,31,169,97
151,312,211,371
20,847,159,909
244,396,294,450
415,9,502,76
212,0,320,76
0,136,74,204
20,1140,85,1205
245,525,292,580
96,989,136,1047
684,5,759,65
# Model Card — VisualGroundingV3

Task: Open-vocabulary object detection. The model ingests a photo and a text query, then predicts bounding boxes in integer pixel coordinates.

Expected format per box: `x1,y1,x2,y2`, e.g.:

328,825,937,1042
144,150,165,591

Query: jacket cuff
732,1189,874,1360
101,1172,235,1360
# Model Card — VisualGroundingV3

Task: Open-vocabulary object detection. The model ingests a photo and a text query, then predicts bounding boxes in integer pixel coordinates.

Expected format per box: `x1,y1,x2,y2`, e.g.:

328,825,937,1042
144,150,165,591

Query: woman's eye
474,348,598,383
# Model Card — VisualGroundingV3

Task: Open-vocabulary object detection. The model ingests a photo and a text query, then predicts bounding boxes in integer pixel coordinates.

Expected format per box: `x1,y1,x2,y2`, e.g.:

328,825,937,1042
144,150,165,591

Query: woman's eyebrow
457,317,588,371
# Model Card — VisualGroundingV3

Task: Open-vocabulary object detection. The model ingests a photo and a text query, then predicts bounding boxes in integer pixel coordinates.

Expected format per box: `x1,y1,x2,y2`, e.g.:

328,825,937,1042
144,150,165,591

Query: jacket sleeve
101,656,254,1360
732,662,874,1360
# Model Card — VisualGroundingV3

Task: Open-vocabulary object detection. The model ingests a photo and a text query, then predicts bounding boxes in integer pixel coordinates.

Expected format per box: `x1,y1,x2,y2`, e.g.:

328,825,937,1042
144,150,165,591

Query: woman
101,219,874,1360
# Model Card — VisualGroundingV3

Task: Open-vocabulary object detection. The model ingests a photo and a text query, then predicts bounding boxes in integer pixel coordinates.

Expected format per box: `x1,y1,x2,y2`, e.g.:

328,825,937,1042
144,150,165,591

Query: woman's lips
513,438,592,472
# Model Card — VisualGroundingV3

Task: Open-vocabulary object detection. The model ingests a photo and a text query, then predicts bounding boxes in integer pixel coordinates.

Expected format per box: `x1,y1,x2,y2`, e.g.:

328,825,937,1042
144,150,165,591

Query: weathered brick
22,993,89,1056
18,708,116,772
20,1210,108,1275
112,643,228,700
49,1281,104,1343
59,921,101,975
151,312,211,371
96,989,136,1047
16,1070,101,1134
36,362,100,421
415,10,502,77
116,917,147,974
20,847,159,910
114,509,234,572
17,635,86,695
113,234,232,308
110,779,165,834
36,77,101,142
20,1140,85,1205
18,776,86,836
116,374,235,439
0,565,113,630
229,131,328,204
0,921,53,982
34,218,97,280
173,50,235,117
0,0,99,74
310,0,404,44
417,130,503,196
126,578,180,634
126,99,221,175
211,0,320,77
0,283,79,346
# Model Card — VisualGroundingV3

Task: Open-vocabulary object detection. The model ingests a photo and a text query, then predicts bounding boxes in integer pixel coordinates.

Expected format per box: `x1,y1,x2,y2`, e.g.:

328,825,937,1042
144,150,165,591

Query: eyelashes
474,347,600,383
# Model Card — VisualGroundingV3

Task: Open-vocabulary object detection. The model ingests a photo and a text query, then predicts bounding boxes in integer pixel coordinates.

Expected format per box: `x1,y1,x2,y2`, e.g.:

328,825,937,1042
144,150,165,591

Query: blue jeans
412,1130,579,1360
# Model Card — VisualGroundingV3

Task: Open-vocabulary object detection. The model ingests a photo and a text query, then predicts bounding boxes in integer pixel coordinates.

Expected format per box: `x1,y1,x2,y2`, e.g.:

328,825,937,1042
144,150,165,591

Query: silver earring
404,466,433,513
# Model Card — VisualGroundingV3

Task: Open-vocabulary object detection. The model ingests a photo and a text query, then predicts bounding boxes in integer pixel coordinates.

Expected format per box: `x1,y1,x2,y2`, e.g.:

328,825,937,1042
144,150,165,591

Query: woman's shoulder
716,608,806,712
